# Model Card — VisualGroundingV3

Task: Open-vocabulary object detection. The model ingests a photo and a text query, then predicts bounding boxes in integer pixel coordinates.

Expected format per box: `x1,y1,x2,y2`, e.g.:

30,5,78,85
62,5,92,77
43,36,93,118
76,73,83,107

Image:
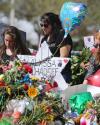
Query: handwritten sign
18,54,69,90
84,36,94,49
33,57,69,80
18,41,69,90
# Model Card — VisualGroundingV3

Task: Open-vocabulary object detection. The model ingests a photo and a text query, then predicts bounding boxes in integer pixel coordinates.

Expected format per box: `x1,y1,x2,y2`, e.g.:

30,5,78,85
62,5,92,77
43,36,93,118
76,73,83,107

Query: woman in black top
0,26,31,64
40,12,73,83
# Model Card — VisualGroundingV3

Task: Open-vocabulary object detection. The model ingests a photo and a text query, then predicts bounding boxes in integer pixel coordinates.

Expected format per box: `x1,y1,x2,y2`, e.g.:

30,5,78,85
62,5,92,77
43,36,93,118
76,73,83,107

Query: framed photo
84,36,94,49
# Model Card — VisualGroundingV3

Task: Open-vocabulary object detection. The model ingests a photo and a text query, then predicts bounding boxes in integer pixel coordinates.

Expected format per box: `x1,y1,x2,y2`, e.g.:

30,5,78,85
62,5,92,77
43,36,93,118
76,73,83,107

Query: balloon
60,2,87,37
87,69,100,87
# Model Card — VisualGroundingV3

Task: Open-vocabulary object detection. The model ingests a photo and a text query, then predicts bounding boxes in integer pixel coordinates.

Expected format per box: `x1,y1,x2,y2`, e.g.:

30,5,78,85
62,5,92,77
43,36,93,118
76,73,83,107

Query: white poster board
18,41,70,90
33,57,69,90
36,41,52,62
32,57,69,80
84,36,94,49
54,72,69,90
17,55,36,64
18,41,52,64
17,55,69,90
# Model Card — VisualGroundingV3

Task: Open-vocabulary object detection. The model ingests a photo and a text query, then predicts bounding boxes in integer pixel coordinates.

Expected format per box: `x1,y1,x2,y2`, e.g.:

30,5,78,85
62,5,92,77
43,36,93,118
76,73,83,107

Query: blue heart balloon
60,2,87,37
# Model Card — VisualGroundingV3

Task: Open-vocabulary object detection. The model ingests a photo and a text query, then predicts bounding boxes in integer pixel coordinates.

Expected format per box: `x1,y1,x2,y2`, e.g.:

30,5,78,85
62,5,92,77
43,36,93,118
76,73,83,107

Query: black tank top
41,30,73,57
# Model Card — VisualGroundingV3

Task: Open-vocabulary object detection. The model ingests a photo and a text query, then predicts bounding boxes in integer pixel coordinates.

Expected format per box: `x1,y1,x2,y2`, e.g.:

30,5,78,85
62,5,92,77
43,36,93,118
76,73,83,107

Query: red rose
45,81,52,92
0,82,5,86
45,81,58,92
53,81,58,88
23,84,29,90
23,64,33,73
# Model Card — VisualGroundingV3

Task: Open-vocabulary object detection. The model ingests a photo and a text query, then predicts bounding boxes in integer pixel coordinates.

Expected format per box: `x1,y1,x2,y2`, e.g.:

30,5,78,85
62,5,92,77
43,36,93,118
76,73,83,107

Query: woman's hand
83,79,88,84
80,62,90,70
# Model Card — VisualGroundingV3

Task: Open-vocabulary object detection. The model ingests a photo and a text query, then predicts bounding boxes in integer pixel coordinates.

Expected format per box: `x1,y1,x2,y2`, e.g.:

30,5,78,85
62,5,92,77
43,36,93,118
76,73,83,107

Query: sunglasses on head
40,23,49,28
93,43,100,48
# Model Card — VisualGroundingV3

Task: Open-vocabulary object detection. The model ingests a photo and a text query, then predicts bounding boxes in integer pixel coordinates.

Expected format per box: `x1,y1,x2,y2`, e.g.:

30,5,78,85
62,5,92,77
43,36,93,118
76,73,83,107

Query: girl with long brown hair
0,26,31,63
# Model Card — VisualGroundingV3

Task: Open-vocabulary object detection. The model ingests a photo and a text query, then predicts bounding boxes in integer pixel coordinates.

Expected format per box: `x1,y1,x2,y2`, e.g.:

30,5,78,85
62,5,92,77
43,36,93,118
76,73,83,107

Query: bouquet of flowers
0,60,65,125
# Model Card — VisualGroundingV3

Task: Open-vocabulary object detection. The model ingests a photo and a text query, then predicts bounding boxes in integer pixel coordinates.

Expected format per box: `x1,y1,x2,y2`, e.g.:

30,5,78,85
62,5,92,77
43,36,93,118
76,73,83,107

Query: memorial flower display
0,45,100,125
0,59,100,125
0,60,65,125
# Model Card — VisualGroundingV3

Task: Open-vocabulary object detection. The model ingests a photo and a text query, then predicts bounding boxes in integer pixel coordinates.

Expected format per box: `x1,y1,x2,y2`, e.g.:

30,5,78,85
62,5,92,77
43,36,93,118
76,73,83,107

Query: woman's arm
60,45,71,57
59,33,72,57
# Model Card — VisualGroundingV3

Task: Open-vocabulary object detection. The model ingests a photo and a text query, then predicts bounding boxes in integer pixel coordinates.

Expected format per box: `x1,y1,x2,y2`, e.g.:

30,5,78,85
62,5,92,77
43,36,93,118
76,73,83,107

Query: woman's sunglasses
40,23,49,28
93,43,100,48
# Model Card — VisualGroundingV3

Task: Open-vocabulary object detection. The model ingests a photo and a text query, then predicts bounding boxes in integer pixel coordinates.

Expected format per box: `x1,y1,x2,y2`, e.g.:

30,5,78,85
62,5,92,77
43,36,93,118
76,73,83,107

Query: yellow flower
28,87,38,98
6,87,11,95
31,76,39,81
45,114,54,121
